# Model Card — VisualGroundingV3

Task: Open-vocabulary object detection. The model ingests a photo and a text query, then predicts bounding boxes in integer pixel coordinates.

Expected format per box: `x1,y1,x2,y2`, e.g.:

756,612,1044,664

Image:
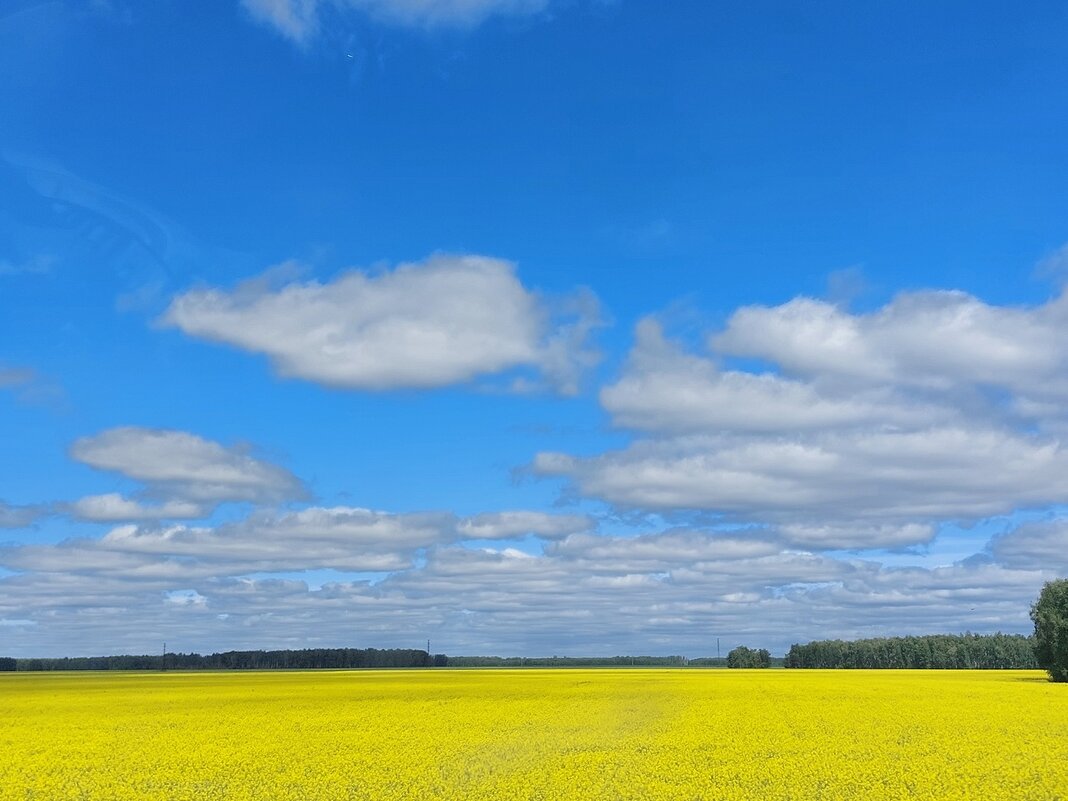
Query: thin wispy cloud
0,363,65,410
0,501,46,530
0,365,35,389
0,254,52,276
241,0,552,43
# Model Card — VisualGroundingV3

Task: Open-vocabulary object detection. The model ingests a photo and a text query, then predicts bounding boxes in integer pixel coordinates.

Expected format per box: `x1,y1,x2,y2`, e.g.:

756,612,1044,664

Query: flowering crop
1,669,1065,799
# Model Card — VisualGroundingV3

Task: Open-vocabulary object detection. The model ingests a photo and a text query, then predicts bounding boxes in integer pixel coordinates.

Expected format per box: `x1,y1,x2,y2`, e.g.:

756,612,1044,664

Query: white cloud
69,427,306,518
242,0,320,44
241,0,550,42
777,522,936,551
2,506,592,579
539,288,1068,551
536,427,1068,537
8,275,1065,655
547,529,785,568
600,318,948,434
66,493,208,522
1,506,454,578
458,511,594,540
162,255,600,394
712,289,1068,403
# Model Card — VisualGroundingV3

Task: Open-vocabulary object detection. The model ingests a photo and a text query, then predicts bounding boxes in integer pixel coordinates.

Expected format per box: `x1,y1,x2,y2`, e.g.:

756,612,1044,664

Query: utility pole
717,638,720,660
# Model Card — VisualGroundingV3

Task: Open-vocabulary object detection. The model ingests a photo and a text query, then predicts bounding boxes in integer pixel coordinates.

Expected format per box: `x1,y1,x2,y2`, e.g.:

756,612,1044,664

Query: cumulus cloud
68,427,307,520
162,255,600,394
600,319,949,434
241,0,550,42
713,289,1068,403
541,288,1068,550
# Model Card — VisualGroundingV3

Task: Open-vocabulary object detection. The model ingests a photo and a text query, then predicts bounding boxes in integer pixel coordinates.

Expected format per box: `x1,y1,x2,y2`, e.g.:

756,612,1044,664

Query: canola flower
1,668,1065,800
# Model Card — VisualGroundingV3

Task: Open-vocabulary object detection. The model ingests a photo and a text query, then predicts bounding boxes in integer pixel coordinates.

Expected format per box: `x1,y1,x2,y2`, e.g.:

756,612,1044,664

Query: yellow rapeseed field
1,668,1065,800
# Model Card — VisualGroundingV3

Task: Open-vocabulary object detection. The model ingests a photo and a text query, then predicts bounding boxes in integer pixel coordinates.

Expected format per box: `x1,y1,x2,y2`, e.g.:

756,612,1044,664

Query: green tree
1031,579,1068,682
727,646,771,668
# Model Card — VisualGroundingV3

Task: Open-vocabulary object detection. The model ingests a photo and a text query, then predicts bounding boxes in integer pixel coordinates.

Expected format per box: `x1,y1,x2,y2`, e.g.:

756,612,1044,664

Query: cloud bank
0,513,1055,657
2,507,600,580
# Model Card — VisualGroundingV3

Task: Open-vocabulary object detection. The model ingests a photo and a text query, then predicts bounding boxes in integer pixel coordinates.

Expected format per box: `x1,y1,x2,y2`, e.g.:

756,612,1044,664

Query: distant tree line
0,632,1045,673
2,652,697,671
784,633,1038,669
4,648,439,672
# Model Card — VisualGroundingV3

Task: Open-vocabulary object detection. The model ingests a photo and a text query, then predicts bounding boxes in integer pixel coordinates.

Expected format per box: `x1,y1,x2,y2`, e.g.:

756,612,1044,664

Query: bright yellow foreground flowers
1,669,1065,800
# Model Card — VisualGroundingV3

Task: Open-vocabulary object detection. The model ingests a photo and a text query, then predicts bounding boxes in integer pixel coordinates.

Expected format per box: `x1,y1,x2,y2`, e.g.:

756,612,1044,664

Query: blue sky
2,0,1068,658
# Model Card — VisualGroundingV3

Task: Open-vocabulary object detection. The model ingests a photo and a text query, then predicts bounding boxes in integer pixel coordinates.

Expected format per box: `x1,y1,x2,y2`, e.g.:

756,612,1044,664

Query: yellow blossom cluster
1,668,1065,799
